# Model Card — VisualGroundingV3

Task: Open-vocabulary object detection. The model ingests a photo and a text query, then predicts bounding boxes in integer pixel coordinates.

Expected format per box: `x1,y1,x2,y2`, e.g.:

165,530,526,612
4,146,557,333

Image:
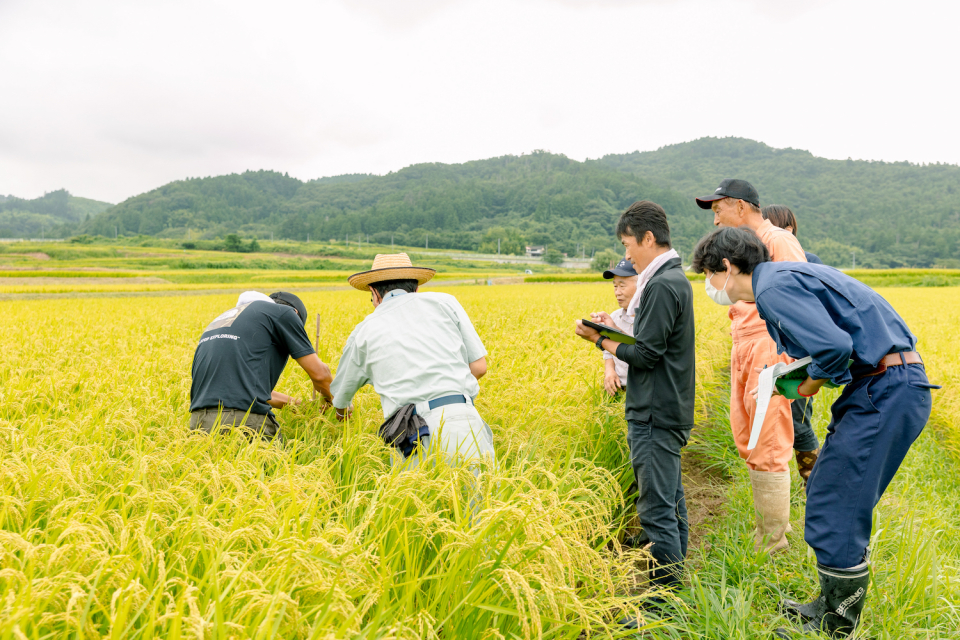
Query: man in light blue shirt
330,253,494,469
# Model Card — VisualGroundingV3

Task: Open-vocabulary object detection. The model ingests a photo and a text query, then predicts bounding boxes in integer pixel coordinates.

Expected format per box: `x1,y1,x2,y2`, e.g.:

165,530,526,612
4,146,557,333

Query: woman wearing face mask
691,227,936,639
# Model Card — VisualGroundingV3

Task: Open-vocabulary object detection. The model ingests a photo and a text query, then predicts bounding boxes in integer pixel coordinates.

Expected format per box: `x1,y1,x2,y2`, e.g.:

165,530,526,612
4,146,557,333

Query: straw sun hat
347,253,436,291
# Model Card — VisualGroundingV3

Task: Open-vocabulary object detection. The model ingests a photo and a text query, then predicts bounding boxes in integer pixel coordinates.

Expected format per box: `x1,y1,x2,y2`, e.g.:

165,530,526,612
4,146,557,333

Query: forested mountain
596,138,960,268
595,138,960,267
83,157,701,259
0,190,112,239
74,137,960,267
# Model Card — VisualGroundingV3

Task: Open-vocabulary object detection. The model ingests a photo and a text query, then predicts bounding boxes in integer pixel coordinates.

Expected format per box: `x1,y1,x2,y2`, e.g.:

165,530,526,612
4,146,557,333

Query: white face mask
705,271,733,306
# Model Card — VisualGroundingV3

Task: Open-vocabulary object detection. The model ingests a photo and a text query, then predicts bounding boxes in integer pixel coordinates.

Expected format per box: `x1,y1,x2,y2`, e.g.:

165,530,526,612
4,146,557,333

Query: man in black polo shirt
190,291,334,440
575,201,695,620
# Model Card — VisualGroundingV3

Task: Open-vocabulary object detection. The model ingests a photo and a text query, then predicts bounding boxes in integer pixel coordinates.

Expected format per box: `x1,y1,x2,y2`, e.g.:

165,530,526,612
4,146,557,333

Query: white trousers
392,401,495,472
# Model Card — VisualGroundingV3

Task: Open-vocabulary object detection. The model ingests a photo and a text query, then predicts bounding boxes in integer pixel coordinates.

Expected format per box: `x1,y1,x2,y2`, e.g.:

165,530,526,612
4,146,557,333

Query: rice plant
1,283,957,637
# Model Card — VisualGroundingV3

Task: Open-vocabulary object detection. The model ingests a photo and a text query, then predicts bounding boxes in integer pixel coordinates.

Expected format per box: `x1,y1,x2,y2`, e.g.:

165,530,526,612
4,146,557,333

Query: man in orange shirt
696,179,808,554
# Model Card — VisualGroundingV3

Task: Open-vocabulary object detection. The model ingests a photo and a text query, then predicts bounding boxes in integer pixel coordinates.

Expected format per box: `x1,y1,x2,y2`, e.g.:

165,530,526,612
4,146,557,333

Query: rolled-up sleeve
330,333,369,409
615,282,677,370
757,285,854,385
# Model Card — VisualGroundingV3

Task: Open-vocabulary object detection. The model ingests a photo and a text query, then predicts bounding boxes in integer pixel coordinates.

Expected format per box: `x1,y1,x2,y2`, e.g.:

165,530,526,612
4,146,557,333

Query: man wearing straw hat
330,253,494,469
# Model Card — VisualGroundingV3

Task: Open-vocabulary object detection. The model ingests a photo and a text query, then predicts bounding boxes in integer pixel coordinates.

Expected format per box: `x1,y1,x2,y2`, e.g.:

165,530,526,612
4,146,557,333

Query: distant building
525,245,545,258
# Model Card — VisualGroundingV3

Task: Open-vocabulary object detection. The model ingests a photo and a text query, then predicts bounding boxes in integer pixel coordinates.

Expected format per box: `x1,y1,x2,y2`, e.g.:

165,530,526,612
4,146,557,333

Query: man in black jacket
575,201,696,605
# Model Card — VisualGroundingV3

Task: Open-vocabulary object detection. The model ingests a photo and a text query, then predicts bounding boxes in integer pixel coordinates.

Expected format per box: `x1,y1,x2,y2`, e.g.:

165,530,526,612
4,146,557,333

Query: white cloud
0,0,956,203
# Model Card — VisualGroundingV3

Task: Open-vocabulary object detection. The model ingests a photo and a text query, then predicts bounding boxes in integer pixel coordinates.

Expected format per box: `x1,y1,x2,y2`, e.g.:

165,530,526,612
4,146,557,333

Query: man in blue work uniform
690,227,937,638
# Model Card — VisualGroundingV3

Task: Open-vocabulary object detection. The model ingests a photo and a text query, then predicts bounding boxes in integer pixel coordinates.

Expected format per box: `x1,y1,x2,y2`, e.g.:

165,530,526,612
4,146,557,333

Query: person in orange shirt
762,204,822,486
696,179,806,555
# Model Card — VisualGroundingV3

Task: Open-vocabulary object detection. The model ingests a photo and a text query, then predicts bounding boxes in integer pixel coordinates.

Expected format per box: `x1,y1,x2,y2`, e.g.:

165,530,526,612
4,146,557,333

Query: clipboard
581,319,636,345
750,357,812,451
749,357,848,450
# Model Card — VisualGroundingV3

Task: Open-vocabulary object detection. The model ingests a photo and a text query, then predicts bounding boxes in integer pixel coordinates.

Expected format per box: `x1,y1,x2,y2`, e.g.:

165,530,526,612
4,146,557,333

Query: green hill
0,190,113,239
78,138,960,268
596,138,960,268
83,157,698,258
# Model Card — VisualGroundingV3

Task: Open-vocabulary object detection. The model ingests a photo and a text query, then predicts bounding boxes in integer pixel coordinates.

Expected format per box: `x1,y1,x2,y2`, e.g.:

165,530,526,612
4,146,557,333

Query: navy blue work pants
805,363,934,568
627,420,690,587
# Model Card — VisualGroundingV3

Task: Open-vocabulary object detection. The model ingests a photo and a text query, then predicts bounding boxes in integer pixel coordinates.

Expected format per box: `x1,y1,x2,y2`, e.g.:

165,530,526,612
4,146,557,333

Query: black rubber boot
779,589,825,622
775,560,869,638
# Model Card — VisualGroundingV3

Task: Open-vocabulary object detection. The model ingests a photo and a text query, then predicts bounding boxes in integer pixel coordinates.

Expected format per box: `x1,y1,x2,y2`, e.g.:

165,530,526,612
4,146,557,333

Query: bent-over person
330,253,494,470
691,227,937,638
190,291,333,441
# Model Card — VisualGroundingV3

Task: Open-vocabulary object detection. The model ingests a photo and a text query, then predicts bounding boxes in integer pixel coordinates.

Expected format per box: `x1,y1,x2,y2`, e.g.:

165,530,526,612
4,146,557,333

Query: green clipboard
582,319,636,345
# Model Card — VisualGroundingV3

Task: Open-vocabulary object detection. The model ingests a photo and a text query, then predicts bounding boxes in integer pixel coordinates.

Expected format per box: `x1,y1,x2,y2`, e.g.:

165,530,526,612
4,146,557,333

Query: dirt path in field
619,452,730,552
679,454,730,552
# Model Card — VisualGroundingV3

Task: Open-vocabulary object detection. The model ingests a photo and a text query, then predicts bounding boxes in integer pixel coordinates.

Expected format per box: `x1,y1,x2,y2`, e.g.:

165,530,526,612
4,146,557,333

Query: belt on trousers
412,393,468,415
854,351,923,381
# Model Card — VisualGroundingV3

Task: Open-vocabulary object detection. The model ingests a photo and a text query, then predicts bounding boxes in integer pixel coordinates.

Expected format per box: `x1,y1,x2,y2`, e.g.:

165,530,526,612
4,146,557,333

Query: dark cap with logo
696,179,760,209
270,291,308,326
602,259,639,279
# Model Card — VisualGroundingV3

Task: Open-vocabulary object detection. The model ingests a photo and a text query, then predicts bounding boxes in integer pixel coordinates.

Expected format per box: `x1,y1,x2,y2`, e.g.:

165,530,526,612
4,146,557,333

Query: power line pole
497,238,500,254
425,234,428,249
852,251,856,269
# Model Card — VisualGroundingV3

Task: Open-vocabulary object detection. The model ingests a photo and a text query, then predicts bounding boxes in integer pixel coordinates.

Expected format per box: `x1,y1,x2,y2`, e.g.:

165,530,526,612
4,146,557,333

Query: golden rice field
1,282,959,638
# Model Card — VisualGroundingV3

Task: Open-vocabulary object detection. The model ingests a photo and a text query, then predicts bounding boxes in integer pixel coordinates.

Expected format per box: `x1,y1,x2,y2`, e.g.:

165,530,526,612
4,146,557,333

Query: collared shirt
729,219,807,339
330,291,488,416
602,307,633,386
753,261,916,385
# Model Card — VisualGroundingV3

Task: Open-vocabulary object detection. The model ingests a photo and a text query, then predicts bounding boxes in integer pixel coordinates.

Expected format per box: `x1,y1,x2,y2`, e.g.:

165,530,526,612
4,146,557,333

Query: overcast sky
1,0,957,203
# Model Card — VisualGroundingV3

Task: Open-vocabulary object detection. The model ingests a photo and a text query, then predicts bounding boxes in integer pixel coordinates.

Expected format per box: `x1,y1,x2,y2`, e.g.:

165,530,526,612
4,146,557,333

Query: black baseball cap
696,179,760,209
602,259,639,279
270,291,307,326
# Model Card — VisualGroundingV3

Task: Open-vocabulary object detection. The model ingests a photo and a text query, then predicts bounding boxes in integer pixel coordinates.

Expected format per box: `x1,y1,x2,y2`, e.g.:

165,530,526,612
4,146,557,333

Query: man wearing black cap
696,179,809,556
189,290,334,441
